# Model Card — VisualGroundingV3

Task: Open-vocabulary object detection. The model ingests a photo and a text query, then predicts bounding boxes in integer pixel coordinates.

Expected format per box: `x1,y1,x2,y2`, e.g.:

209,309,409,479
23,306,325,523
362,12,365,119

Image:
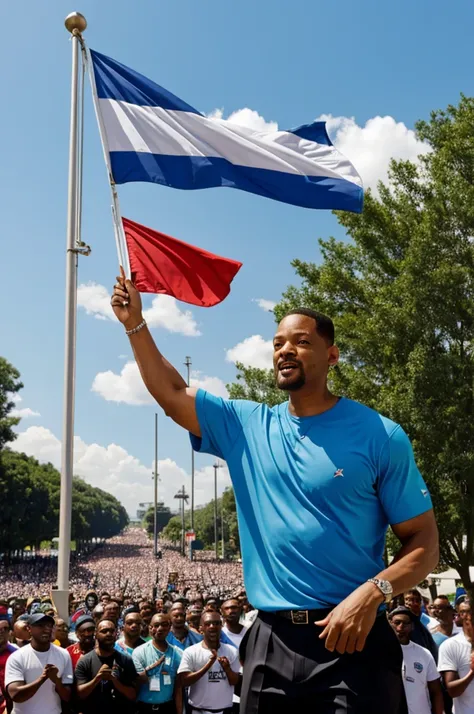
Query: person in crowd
404,590,439,630
75,619,137,714
186,606,203,635
99,594,111,606
91,605,104,626
138,602,155,640
178,611,240,714
5,613,73,713
115,612,146,656
133,614,182,714
388,607,444,714
0,618,16,714
53,618,73,649
11,622,30,649
221,600,247,649
11,603,25,628
67,616,96,670
431,596,462,638
103,600,121,626
167,603,202,650
438,599,474,713
111,279,439,713
155,599,165,614
403,589,439,661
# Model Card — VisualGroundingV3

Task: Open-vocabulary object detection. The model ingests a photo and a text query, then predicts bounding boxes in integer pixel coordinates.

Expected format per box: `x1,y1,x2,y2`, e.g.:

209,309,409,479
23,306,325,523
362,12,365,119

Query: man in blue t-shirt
111,275,439,714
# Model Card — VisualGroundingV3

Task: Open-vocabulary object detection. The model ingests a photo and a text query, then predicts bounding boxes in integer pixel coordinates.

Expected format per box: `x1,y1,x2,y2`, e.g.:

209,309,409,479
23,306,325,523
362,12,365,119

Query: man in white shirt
178,611,240,714
388,606,443,714
221,600,247,649
438,599,474,714
5,613,73,714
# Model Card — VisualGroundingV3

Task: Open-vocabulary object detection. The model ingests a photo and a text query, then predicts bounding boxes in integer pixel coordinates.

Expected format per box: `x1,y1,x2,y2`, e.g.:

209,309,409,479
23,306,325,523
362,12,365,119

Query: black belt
266,608,330,625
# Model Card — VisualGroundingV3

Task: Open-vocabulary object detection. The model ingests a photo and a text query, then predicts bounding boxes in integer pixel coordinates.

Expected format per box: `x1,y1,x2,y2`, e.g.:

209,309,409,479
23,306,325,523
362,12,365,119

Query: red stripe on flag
122,217,242,307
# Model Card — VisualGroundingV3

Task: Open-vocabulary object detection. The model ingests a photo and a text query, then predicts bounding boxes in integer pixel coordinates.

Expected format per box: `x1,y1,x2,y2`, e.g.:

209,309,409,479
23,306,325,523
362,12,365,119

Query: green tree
144,502,173,536
228,95,474,598
162,515,183,542
227,363,285,406
0,357,23,450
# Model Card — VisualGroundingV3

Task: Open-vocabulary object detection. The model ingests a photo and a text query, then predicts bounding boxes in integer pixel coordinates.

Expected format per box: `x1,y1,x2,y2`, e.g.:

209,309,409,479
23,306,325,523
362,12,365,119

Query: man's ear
328,345,340,367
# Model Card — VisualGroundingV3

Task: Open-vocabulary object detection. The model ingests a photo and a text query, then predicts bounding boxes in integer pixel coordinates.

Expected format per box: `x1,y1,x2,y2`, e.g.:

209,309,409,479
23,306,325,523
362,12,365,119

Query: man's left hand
314,582,383,654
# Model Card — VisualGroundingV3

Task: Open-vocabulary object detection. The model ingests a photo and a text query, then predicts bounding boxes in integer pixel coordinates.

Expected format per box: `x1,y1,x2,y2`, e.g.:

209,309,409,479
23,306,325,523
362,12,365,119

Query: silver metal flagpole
184,356,195,560
153,413,158,556
55,12,88,622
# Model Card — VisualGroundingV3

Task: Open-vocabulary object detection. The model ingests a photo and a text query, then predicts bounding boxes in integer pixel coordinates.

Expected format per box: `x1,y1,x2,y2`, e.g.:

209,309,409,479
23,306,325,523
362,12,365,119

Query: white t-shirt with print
400,641,439,714
438,632,474,714
5,643,73,714
178,642,240,714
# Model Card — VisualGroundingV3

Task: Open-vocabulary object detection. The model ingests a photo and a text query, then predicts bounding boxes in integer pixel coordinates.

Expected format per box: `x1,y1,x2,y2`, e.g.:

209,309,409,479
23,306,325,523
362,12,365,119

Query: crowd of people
0,528,244,603
1,528,474,713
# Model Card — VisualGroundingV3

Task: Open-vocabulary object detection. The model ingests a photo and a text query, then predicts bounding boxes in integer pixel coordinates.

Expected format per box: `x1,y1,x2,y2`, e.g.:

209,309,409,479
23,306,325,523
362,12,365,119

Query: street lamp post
174,486,189,556
213,461,222,560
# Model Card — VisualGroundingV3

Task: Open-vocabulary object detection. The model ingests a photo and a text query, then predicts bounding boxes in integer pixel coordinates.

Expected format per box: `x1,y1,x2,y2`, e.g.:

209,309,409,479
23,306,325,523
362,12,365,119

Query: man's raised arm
111,267,201,436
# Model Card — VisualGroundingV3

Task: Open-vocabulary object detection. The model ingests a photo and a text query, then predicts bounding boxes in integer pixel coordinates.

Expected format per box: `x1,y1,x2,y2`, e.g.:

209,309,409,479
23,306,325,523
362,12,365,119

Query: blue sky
3,0,474,515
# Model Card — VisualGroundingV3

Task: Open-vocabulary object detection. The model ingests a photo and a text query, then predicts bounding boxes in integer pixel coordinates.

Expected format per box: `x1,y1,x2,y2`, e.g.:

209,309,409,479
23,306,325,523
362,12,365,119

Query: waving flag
90,50,363,213
122,217,242,307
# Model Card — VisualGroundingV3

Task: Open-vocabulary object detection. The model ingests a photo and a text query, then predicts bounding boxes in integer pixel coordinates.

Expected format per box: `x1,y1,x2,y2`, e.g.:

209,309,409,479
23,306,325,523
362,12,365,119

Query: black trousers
240,610,408,713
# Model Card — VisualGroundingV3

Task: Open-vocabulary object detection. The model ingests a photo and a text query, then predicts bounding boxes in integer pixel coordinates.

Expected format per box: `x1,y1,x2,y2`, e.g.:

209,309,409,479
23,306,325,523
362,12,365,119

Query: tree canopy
228,95,474,595
0,357,129,554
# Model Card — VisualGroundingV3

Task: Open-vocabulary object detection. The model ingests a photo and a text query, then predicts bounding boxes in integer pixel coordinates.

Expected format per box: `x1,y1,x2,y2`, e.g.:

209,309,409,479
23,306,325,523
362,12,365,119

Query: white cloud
208,107,278,133
209,106,430,195
11,407,41,419
190,371,229,399
254,298,276,313
319,114,431,193
77,283,114,321
12,426,229,515
92,361,228,404
92,361,153,405
226,335,273,370
118,355,128,360
78,283,201,337
11,394,22,404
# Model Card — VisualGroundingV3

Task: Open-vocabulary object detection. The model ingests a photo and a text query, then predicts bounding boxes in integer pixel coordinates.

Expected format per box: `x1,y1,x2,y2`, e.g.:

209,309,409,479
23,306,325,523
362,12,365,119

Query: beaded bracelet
125,319,147,336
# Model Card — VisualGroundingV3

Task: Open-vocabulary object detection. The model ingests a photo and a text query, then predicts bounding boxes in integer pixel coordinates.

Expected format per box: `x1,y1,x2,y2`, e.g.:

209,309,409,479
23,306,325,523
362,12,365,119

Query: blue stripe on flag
290,121,333,146
109,152,363,212
90,50,201,114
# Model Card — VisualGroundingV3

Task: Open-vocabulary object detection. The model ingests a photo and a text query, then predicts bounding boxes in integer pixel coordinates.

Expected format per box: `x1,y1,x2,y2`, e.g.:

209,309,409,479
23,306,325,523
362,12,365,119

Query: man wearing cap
389,607,443,714
5,613,73,713
67,616,96,670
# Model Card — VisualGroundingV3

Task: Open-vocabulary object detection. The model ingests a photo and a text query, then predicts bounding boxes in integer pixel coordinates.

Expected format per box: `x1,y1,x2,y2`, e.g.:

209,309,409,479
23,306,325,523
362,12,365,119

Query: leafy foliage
0,357,23,450
162,487,240,555
0,449,129,553
144,502,173,536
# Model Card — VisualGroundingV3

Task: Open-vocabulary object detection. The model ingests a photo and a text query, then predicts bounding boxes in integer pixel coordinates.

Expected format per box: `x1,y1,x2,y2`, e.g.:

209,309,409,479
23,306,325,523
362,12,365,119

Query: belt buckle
291,610,309,624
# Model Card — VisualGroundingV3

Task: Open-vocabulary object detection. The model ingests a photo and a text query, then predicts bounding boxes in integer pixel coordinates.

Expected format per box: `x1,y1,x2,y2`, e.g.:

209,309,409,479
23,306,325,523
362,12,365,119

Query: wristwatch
367,578,393,604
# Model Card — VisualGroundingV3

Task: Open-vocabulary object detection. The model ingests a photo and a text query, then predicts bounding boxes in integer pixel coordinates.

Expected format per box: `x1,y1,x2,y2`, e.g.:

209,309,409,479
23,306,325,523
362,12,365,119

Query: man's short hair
404,588,421,600
282,308,335,346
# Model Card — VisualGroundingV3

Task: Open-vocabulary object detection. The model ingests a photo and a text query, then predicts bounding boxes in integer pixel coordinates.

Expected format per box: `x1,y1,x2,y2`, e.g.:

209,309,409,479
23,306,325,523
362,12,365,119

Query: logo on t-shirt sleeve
334,468,344,478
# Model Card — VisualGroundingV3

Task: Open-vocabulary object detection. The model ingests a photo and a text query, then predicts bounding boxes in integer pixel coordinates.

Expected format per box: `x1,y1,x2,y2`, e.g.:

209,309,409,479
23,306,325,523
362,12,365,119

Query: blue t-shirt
132,641,182,704
166,628,203,650
190,390,432,611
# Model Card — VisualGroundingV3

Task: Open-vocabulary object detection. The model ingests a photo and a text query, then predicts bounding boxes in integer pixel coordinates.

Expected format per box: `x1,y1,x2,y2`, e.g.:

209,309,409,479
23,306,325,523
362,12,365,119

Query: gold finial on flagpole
65,12,87,34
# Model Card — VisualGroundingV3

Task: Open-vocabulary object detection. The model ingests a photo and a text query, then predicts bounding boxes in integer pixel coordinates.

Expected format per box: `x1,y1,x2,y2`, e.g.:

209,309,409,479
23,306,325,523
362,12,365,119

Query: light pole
174,486,189,556
213,461,222,560
184,356,195,539
153,413,158,556
221,502,225,559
